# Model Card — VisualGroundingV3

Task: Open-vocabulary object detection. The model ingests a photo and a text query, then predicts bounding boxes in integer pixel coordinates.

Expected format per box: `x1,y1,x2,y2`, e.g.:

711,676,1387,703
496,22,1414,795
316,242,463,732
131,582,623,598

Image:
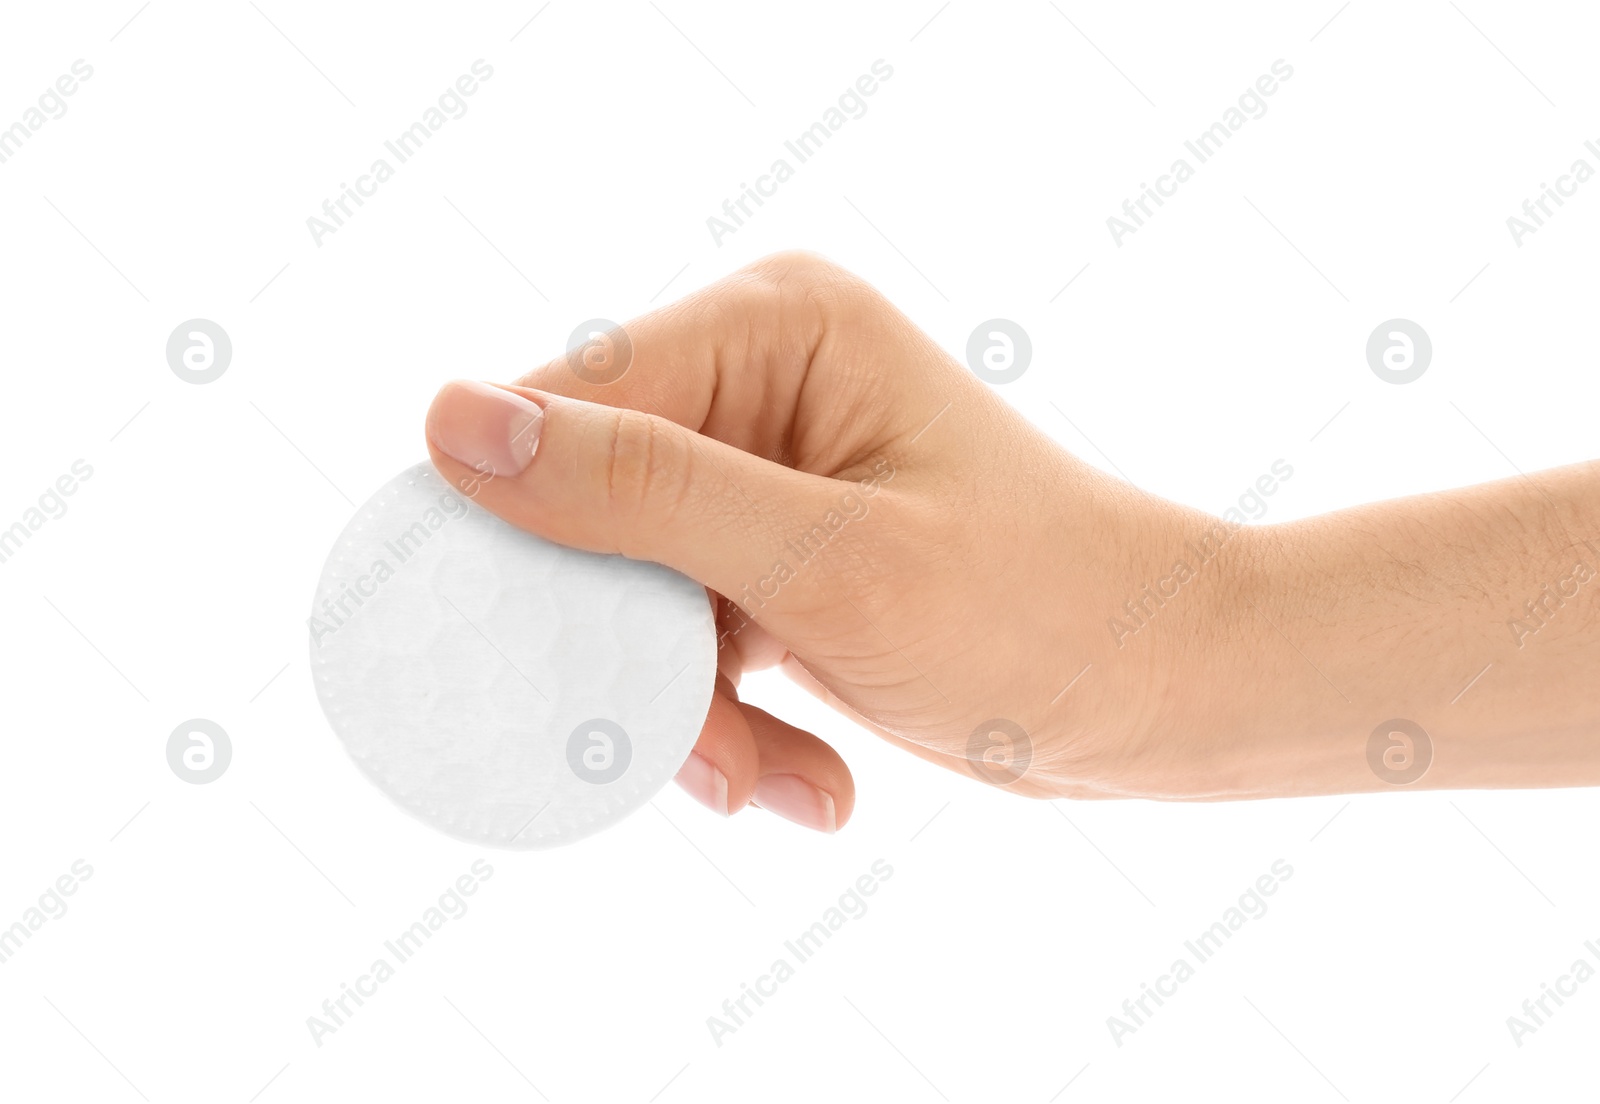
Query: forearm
1197,461,1600,798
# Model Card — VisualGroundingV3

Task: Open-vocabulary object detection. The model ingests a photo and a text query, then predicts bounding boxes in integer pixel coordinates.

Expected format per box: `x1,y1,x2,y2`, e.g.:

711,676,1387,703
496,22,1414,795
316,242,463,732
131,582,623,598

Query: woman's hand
423,251,1257,828
424,251,1600,831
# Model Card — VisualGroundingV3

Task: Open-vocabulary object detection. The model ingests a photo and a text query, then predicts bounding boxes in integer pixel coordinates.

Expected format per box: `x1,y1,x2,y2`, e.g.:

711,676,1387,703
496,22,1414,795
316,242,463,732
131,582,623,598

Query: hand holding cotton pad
309,462,716,849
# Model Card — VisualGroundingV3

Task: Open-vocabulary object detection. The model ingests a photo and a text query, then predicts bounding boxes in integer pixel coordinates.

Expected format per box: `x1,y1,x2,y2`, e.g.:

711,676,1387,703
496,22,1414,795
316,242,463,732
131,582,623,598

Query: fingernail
752,774,837,833
428,380,543,478
675,753,730,817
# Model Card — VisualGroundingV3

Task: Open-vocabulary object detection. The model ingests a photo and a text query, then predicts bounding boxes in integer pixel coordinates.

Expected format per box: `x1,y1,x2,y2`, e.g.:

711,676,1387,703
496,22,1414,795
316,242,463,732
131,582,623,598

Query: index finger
516,252,832,451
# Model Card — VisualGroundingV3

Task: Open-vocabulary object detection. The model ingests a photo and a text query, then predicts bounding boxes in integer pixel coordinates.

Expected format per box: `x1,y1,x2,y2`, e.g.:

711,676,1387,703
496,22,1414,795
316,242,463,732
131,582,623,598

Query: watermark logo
567,719,631,784
166,319,232,384
965,319,1031,384
1365,319,1430,384
167,718,232,784
565,319,633,385
966,718,1032,785
1366,718,1431,785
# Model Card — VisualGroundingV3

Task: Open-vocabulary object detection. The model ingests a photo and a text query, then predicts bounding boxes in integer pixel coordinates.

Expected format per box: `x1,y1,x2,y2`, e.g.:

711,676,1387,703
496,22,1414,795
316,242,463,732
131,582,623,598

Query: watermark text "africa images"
707,60,894,246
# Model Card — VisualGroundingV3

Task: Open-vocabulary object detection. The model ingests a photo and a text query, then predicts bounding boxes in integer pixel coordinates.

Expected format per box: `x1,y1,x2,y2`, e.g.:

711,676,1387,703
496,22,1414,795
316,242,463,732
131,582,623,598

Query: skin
424,251,1600,832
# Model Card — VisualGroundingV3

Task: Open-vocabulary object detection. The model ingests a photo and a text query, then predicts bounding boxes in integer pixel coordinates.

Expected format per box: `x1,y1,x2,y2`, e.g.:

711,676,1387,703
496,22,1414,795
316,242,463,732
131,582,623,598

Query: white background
2,1,1598,1101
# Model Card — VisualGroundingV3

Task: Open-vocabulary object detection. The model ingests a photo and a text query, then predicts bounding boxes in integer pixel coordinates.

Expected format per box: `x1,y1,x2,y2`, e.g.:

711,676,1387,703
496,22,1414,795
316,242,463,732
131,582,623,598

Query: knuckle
746,250,877,330
750,249,839,284
752,250,867,302
600,409,688,533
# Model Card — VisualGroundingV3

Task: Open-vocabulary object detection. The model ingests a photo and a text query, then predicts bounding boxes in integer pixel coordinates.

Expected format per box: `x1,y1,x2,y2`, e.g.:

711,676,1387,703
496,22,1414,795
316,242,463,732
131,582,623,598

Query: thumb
424,380,854,636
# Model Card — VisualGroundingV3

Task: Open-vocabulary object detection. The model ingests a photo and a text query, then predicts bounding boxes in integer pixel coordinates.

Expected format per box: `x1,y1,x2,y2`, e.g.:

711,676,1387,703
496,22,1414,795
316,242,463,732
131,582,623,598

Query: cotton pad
309,462,716,849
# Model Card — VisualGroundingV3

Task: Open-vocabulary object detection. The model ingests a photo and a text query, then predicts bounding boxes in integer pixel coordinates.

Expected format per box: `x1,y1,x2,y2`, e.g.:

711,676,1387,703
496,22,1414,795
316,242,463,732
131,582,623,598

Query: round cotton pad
309,462,716,849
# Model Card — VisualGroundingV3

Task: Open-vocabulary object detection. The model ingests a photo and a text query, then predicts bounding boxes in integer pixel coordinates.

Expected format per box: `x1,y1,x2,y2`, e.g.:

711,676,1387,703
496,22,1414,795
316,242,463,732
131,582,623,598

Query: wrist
1094,515,1367,801
1175,519,1376,798
1039,502,1304,800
